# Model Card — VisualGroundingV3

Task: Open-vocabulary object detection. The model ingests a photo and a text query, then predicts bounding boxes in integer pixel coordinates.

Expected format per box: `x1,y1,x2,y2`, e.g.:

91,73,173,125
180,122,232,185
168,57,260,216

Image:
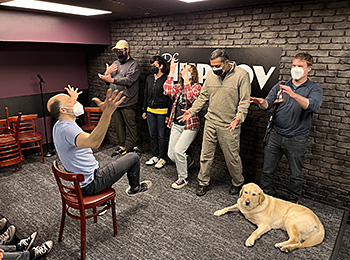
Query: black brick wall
86,0,350,212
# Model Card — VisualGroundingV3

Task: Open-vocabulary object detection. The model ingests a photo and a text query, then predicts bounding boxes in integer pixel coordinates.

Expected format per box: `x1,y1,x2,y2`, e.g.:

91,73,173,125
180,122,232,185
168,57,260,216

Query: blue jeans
259,130,308,202
146,111,167,159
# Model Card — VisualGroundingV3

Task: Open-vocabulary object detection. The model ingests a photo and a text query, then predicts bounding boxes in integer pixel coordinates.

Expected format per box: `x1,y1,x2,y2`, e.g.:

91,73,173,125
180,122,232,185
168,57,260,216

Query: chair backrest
0,113,22,166
0,119,8,135
0,107,11,135
9,114,38,134
52,160,85,211
85,107,102,124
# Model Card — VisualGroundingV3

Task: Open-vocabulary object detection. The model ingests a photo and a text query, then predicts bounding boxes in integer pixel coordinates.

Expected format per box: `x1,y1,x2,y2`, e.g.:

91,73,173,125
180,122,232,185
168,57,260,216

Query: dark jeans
259,130,308,202
146,111,167,159
112,108,139,147
81,152,140,195
0,245,30,260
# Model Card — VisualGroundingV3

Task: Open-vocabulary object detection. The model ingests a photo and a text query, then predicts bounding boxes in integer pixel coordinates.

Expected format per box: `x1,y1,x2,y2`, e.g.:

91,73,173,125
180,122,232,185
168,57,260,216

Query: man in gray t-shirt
47,86,151,196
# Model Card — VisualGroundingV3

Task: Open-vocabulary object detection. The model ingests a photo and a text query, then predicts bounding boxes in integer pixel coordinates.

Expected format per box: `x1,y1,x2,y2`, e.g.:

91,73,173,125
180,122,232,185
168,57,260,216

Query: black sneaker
17,232,37,251
229,184,242,195
32,241,53,259
111,146,127,157
125,181,152,197
132,147,141,156
97,201,111,216
196,185,210,196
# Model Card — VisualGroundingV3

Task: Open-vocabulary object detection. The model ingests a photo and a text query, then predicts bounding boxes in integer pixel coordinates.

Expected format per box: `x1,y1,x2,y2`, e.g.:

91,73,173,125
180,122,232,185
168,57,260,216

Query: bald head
47,94,70,120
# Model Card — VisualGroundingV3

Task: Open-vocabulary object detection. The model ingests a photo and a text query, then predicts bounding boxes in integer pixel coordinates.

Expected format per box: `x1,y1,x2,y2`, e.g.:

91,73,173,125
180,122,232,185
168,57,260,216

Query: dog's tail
300,221,325,248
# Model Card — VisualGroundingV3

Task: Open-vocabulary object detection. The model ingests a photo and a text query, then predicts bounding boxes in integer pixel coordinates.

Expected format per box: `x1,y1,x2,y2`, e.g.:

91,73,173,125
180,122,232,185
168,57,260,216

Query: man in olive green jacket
180,49,251,196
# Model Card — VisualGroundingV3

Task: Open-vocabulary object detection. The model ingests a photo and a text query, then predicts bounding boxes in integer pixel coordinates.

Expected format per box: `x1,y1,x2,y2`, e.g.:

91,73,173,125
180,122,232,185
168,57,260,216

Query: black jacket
143,74,172,116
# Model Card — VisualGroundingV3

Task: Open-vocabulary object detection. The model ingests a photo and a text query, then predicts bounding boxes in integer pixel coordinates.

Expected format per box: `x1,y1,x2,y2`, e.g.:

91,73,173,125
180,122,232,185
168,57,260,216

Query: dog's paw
214,209,224,216
275,243,290,253
245,237,255,247
279,246,291,253
275,243,282,248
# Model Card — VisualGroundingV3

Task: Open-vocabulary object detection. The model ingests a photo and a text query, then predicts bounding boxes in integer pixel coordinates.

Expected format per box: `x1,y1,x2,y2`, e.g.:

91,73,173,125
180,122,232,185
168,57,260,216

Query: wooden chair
52,160,117,260
0,113,24,172
82,107,102,132
9,114,45,163
82,107,103,150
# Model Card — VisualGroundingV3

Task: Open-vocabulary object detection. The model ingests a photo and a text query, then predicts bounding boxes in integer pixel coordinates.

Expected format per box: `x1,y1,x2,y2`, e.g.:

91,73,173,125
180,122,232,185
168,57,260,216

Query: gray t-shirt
53,120,98,187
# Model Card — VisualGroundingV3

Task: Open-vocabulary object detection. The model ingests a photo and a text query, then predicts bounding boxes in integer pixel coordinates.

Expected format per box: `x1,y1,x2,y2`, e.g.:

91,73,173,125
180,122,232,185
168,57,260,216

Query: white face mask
291,66,307,80
63,102,84,117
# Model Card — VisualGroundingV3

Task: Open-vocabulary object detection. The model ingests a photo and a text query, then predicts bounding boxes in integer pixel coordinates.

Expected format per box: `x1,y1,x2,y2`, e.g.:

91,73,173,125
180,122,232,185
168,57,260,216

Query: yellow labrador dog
214,183,325,252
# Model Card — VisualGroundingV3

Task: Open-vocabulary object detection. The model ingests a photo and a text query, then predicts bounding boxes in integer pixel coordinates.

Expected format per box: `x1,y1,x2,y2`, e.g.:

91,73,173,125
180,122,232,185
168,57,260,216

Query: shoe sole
27,232,37,251
4,225,16,245
155,163,166,169
125,180,152,197
171,182,188,190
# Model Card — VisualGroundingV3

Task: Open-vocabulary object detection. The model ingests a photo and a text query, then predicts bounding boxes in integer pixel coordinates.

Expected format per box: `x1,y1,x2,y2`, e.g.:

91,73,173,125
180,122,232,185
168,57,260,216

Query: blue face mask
182,72,192,80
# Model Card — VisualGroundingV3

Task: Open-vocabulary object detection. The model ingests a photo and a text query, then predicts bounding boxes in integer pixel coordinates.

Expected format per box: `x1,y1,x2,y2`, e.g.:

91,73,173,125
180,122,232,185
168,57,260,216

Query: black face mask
151,65,159,75
212,62,228,76
117,51,127,62
213,68,223,76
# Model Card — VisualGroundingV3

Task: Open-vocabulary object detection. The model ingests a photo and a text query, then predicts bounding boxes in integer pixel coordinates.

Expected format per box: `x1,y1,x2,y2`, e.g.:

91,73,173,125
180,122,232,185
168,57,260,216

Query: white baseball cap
112,40,129,50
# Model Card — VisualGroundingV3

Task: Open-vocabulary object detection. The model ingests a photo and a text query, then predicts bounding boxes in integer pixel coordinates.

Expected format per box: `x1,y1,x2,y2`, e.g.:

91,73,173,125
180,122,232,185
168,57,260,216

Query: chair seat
82,123,98,132
66,187,116,209
0,134,16,145
18,132,42,142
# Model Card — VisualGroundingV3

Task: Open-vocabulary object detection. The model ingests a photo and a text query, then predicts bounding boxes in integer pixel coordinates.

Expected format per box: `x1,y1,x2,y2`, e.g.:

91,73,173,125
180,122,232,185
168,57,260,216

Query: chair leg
80,212,86,260
39,141,45,163
58,203,66,242
14,164,18,172
111,199,117,237
93,207,97,223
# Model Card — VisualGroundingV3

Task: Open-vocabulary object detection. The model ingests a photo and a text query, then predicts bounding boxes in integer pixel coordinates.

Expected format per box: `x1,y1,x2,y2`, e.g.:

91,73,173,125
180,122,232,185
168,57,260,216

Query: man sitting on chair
47,85,151,196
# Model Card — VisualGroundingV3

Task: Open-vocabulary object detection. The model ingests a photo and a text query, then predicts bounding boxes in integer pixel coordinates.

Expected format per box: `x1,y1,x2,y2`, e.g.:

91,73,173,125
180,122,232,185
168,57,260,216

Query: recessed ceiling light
179,0,207,3
0,0,112,16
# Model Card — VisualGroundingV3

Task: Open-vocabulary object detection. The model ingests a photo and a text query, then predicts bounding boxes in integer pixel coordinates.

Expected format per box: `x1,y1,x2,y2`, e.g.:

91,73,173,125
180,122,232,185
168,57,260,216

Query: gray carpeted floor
0,146,348,260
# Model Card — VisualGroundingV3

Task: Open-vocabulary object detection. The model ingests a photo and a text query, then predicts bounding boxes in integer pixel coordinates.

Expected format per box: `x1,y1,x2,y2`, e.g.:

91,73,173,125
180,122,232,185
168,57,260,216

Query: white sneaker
0,218,7,230
171,179,188,189
146,156,159,165
155,158,166,169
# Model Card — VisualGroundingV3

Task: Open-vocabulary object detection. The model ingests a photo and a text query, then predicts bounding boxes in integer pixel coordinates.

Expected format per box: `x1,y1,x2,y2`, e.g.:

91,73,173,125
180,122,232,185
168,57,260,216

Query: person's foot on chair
229,184,242,195
196,185,210,196
126,181,152,196
0,218,7,230
111,146,127,157
31,241,53,259
0,225,16,245
97,201,111,216
17,232,37,251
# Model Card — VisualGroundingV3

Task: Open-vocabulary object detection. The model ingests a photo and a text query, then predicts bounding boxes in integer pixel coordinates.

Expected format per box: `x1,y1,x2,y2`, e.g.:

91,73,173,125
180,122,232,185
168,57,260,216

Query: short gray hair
210,49,229,62
49,99,62,120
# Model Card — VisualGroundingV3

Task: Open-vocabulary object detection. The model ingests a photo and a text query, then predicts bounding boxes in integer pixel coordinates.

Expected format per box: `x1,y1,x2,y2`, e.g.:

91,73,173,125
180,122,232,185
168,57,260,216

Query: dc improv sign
161,47,282,98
